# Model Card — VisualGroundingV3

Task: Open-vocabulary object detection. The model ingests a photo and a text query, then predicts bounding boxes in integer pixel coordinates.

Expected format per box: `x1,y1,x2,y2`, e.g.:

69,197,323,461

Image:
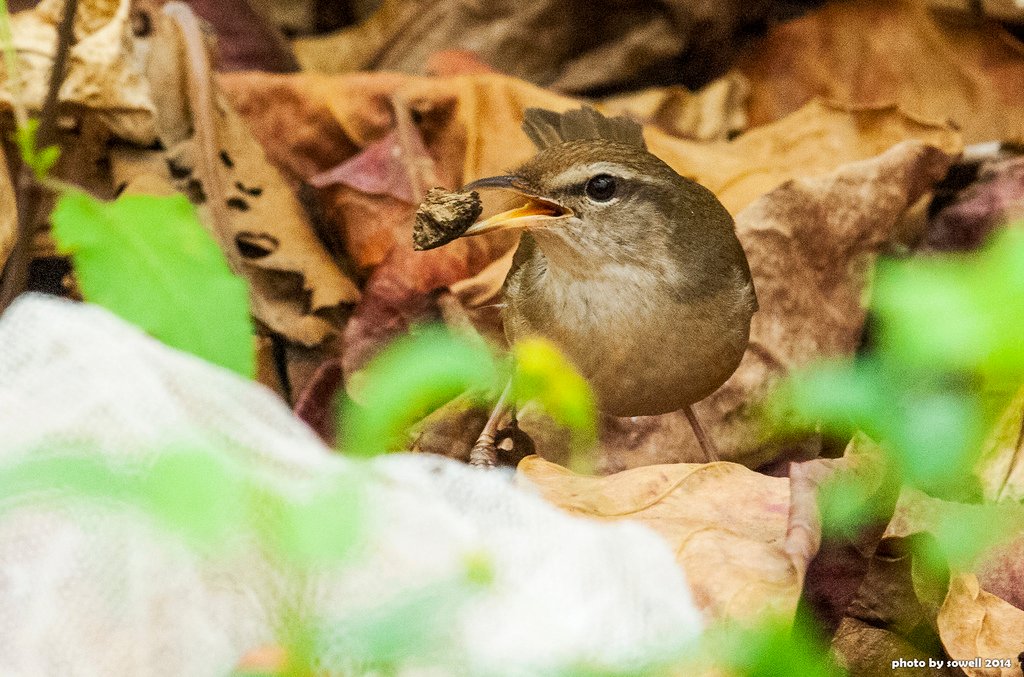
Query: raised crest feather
521,106,647,151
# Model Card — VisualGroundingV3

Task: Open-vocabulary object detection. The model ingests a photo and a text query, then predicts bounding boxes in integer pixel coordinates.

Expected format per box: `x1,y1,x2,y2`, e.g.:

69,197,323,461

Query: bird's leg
470,380,512,468
683,404,720,462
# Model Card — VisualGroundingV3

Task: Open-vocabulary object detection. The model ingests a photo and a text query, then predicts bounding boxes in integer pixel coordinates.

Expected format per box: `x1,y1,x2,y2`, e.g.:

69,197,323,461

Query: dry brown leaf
737,0,1024,144
518,455,797,621
597,71,750,142
826,476,1024,674
925,151,1024,253
134,0,299,73
517,453,881,623
883,487,1024,612
937,574,1024,676
1,0,155,143
832,617,957,677
829,490,981,675
928,0,1024,22
146,6,359,346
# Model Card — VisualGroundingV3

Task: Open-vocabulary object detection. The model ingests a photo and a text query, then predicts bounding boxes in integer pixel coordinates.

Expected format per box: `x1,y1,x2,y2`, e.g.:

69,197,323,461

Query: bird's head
456,107,724,267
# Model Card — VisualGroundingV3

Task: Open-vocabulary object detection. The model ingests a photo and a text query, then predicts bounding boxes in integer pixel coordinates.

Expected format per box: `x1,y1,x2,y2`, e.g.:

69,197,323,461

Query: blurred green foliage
13,118,60,179
51,192,255,377
873,228,1024,384
340,324,507,456
693,616,845,677
0,447,362,565
512,337,598,471
340,326,602,467
776,225,1024,556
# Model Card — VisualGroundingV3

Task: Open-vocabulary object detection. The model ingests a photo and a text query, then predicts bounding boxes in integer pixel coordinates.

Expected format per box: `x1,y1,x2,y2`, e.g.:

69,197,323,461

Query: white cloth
0,294,701,676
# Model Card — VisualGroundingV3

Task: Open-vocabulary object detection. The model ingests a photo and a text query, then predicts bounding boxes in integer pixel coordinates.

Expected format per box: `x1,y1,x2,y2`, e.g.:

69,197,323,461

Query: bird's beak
459,175,571,237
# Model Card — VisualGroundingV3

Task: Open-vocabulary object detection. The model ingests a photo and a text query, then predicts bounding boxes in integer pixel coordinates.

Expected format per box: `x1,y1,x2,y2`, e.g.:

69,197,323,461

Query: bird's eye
585,174,617,202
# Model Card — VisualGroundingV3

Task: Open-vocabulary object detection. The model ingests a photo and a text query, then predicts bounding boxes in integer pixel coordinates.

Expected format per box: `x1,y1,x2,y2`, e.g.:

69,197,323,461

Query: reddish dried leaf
136,0,299,72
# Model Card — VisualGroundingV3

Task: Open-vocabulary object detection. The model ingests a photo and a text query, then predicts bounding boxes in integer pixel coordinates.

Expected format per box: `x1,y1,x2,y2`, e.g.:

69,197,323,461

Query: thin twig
0,0,78,314
37,0,77,148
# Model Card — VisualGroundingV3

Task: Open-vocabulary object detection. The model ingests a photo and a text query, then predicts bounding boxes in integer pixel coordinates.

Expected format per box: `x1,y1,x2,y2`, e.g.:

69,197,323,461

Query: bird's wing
521,106,647,151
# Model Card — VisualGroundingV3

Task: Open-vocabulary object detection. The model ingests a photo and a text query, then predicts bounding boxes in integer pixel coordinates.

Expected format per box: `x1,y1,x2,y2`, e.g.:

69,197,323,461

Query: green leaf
135,450,248,547
873,226,1024,382
51,191,254,377
775,227,1024,502
340,325,504,457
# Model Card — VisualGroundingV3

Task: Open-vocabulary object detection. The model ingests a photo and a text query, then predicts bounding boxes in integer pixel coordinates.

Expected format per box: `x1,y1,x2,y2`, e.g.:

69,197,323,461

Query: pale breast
503,257,754,416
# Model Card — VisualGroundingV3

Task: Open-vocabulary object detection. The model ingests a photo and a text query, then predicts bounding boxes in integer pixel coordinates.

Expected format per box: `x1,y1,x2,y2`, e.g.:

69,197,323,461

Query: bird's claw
469,431,497,469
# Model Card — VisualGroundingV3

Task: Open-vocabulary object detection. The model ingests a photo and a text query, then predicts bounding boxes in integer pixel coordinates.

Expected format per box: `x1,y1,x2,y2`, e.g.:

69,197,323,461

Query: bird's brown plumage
484,107,757,416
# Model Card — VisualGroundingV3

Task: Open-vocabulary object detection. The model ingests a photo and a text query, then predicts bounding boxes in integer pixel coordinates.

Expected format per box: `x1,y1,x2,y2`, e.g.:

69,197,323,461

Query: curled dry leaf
518,452,880,623
937,574,1024,676
829,485,1024,673
145,5,359,346
788,438,895,636
1,0,155,143
737,0,1024,143
833,616,957,677
829,487,963,675
884,487,1024,612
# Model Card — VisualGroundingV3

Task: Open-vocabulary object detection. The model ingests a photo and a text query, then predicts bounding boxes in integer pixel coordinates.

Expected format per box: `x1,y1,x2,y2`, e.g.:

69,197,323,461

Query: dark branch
0,0,78,314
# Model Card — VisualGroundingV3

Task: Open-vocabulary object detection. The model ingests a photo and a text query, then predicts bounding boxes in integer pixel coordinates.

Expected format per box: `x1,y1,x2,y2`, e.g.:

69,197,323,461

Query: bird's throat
527,227,606,272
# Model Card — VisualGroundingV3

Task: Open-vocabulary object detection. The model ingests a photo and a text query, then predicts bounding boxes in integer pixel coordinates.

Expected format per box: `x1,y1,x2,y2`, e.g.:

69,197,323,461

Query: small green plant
13,117,59,179
51,191,256,377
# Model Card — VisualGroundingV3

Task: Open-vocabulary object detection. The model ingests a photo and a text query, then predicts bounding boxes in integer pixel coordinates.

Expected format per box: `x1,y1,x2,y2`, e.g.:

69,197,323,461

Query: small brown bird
455,107,757,463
